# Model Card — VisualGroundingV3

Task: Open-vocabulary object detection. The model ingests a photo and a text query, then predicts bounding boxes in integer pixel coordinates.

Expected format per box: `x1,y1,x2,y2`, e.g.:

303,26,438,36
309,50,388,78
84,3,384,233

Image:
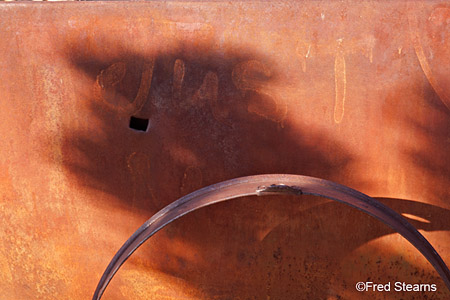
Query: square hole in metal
129,116,149,132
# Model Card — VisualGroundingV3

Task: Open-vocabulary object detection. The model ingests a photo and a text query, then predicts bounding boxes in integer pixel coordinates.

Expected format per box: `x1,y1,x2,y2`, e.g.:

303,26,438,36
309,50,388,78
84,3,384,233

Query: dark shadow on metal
93,174,450,299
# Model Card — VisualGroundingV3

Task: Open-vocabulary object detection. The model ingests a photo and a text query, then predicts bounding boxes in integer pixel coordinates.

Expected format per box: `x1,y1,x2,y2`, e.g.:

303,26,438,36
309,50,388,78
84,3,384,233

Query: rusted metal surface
0,1,449,299
94,175,450,299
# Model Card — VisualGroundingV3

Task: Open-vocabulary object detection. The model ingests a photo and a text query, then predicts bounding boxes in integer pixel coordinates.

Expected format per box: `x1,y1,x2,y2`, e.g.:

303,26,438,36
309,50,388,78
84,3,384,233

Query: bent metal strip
93,174,450,299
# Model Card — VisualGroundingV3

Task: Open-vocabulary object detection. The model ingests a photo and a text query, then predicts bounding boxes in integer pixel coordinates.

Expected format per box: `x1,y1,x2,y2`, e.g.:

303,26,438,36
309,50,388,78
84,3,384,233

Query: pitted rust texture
0,1,449,299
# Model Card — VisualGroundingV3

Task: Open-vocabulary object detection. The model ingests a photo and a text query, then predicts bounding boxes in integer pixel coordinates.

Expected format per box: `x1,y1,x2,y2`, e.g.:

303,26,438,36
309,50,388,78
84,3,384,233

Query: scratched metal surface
0,1,449,299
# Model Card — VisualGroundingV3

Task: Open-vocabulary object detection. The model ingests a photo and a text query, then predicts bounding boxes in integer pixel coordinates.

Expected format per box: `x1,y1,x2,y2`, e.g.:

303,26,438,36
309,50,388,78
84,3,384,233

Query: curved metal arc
93,174,450,299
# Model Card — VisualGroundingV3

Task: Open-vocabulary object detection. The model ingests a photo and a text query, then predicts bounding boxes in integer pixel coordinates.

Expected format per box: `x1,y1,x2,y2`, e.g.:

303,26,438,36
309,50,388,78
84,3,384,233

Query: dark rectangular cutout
129,116,149,132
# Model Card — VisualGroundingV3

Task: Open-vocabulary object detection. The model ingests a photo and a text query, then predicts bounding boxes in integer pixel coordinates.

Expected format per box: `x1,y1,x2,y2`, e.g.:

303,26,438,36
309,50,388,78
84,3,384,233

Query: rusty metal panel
0,1,449,299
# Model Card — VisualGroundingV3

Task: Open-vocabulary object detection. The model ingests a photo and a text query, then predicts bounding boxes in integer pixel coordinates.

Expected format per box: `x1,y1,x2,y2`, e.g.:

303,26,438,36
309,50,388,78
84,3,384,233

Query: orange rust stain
132,60,155,115
192,71,219,107
97,62,128,108
118,267,205,300
232,60,272,91
98,62,127,89
334,41,346,124
1,2,449,299
232,60,286,123
96,59,154,114
166,144,199,167
173,58,186,100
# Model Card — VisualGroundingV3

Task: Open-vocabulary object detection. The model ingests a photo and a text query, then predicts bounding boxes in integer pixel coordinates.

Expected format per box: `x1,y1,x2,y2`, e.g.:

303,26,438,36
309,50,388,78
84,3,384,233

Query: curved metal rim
93,174,450,299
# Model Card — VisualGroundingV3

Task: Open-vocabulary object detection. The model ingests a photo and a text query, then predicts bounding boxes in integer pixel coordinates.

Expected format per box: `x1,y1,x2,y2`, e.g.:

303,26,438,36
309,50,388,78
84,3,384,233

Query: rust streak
173,58,185,101
131,59,155,115
334,42,346,124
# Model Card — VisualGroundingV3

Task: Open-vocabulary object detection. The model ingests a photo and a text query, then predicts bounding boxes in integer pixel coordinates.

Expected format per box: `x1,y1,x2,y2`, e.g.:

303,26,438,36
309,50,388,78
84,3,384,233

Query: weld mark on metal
256,184,303,196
